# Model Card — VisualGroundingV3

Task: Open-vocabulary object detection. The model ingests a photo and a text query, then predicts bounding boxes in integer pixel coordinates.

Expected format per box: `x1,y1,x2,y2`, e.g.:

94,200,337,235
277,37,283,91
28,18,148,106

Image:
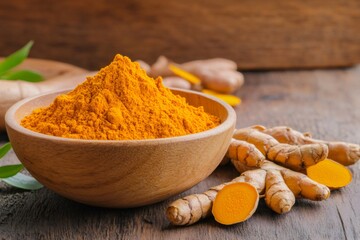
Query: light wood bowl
5,89,236,208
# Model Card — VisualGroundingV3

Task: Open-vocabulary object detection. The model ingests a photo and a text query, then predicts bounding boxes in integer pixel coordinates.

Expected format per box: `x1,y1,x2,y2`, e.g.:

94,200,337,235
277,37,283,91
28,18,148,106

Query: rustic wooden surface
1,0,360,70
1,66,360,239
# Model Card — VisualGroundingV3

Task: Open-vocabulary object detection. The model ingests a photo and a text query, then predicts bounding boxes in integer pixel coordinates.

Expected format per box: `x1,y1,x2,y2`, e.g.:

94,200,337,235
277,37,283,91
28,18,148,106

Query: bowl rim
5,88,236,145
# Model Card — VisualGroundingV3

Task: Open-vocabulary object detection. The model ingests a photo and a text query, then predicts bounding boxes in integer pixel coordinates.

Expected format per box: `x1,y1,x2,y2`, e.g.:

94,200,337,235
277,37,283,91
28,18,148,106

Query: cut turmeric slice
212,182,259,225
168,64,201,84
202,89,241,107
306,159,352,189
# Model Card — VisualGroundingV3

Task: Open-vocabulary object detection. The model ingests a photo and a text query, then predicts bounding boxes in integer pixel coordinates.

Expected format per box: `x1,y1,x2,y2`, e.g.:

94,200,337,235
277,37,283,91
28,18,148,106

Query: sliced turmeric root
306,159,352,189
212,182,259,225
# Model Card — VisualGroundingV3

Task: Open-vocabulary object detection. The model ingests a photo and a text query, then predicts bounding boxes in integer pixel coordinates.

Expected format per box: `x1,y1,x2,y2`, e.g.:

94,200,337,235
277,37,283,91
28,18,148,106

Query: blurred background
1,0,360,70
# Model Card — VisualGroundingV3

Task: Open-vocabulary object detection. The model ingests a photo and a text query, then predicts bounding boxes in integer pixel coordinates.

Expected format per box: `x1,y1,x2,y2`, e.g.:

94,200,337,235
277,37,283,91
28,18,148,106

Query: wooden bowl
5,89,236,208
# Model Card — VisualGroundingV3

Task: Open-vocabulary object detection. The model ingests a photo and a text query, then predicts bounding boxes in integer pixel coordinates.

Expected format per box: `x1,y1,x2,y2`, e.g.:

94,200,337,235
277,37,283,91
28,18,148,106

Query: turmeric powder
21,54,220,140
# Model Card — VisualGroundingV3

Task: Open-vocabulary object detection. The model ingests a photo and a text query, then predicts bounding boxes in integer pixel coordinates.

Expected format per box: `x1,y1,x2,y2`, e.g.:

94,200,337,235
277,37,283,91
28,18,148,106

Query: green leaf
0,41,34,75
1,70,44,82
2,173,43,190
0,164,23,178
0,142,12,159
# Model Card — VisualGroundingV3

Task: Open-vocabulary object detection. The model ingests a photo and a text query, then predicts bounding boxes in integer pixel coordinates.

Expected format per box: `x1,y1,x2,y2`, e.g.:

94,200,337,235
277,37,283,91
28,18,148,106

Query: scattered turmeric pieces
307,159,352,189
21,54,220,140
212,182,259,225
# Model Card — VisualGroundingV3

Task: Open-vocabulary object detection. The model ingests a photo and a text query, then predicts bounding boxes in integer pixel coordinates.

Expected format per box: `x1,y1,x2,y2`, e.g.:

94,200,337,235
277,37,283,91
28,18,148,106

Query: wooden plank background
1,66,359,239
0,0,360,70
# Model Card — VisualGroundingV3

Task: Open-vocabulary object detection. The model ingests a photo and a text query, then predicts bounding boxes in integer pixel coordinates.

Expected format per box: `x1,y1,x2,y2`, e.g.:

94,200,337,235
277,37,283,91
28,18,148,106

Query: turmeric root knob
233,128,328,171
212,182,259,225
265,170,295,214
226,138,265,168
280,169,330,200
166,193,215,225
267,143,329,171
261,126,360,166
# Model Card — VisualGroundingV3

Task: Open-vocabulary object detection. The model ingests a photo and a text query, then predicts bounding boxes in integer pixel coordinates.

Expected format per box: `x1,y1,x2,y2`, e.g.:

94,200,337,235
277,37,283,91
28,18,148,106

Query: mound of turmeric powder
21,54,220,140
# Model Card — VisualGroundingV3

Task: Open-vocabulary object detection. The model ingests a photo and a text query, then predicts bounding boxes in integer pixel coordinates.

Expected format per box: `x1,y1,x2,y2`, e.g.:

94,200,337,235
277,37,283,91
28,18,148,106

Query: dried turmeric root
307,159,352,189
259,126,360,166
212,182,259,225
233,127,329,171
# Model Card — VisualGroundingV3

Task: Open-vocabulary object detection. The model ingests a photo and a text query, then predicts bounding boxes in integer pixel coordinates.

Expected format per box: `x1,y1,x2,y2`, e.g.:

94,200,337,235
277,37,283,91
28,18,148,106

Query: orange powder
21,54,220,140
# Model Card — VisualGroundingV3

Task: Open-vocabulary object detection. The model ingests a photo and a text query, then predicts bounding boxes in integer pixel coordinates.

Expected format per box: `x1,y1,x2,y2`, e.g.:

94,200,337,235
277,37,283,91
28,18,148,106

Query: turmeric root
236,160,331,200
233,127,329,171
265,170,295,214
194,68,244,94
135,60,151,74
226,138,265,167
235,160,330,214
162,76,191,90
166,169,266,226
260,126,360,166
180,58,237,72
149,56,243,94
149,56,173,77
212,182,259,225
307,159,352,189
168,64,201,85
166,159,329,226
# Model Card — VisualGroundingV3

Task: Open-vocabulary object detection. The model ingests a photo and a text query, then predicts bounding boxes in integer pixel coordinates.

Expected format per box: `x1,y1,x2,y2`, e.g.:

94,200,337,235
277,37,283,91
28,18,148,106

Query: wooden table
1,67,360,239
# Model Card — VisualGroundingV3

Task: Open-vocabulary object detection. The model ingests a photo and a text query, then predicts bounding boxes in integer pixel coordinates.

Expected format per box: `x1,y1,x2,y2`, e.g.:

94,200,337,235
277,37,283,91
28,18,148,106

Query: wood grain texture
0,0,360,70
1,66,360,239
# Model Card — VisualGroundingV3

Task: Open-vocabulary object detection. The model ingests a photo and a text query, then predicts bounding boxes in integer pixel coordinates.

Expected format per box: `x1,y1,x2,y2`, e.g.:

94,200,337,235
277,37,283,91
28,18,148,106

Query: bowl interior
11,88,232,138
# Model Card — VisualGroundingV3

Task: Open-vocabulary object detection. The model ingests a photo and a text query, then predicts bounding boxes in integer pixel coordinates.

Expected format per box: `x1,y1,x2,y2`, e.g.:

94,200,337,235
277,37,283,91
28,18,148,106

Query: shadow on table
0,131,9,142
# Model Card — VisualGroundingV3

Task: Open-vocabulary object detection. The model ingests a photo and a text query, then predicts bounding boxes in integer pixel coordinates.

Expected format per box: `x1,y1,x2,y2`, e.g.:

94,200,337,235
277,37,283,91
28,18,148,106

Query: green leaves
3,173,43,190
0,142,43,190
1,70,44,82
0,41,44,82
0,164,23,178
0,41,33,75
0,142,11,158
